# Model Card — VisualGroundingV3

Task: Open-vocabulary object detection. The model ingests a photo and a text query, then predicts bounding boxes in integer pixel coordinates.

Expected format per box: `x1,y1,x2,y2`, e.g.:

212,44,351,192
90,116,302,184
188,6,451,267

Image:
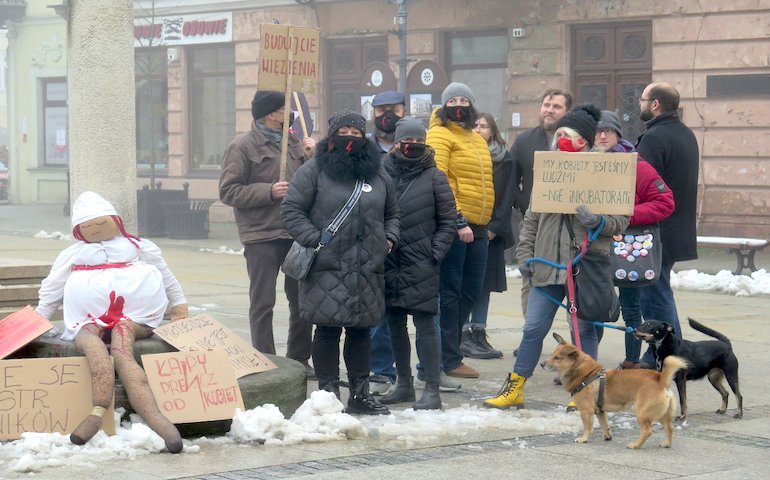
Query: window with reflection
135,49,168,173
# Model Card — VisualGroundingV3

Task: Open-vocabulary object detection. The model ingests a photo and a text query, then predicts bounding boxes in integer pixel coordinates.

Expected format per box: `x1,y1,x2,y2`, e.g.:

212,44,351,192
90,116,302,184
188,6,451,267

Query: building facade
3,0,769,236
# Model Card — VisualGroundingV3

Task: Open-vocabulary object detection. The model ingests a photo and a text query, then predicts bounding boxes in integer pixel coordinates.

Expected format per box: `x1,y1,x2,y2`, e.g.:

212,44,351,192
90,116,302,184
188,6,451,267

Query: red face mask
557,137,583,152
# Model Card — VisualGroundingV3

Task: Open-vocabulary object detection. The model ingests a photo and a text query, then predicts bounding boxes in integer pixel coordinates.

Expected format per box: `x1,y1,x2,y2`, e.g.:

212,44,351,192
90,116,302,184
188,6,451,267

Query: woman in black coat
377,117,456,410
281,110,399,415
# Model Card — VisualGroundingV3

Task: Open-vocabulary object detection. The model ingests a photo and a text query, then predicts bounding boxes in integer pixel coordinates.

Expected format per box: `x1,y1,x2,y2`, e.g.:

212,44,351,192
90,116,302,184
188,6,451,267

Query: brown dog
541,333,687,449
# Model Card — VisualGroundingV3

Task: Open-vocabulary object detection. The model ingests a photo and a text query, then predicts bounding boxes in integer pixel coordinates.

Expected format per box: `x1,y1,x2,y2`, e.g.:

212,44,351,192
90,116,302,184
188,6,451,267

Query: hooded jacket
384,147,456,314
425,108,494,226
281,138,399,327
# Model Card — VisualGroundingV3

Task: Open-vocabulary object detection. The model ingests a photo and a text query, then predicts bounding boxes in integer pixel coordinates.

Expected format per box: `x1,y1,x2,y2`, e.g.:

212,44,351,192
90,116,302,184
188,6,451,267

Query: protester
636,83,700,367
367,90,407,395
281,110,399,415
219,90,316,378
483,105,628,409
461,112,514,359
426,82,495,380
595,110,675,369
377,116,456,410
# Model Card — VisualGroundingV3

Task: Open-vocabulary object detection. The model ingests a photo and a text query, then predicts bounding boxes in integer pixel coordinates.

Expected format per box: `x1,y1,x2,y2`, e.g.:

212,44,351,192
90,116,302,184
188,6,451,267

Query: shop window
446,31,509,134
188,45,235,171
41,78,68,166
135,49,168,173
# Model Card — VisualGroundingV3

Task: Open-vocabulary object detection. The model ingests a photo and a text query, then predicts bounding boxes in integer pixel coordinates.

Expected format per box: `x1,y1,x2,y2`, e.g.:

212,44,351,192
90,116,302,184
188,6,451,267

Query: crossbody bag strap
316,179,364,250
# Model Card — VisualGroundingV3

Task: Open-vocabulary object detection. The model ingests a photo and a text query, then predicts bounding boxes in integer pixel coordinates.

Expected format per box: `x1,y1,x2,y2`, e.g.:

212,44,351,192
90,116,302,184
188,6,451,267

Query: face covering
331,135,367,155
285,111,296,128
445,105,472,123
398,142,426,159
557,137,582,152
374,110,400,133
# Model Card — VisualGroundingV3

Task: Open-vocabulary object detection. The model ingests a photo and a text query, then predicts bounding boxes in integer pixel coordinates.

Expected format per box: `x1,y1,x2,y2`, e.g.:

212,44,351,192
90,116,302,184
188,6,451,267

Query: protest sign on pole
258,23,320,181
142,350,244,424
531,151,637,215
0,357,115,440
153,314,277,378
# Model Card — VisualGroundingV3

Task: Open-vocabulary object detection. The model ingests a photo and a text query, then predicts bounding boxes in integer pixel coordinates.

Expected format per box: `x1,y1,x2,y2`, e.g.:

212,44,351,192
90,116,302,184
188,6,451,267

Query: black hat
251,90,284,121
328,110,367,136
372,90,405,107
555,104,601,147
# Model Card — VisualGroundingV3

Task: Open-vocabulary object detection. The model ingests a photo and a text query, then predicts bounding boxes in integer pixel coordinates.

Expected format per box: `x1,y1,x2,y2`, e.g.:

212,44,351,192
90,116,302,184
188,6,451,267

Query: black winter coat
384,149,456,315
636,112,699,263
281,138,400,327
508,126,550,214
484,149,515,292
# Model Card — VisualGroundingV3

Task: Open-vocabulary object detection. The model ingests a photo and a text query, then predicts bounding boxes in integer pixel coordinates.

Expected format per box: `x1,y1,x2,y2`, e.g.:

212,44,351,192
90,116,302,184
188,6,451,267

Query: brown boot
445,363,479,378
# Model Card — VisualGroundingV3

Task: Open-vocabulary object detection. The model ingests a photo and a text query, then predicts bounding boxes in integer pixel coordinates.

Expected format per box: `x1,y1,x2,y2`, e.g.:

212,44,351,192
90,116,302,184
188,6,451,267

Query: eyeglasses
639,97,655,103
475,124,490,130
597,128,617,136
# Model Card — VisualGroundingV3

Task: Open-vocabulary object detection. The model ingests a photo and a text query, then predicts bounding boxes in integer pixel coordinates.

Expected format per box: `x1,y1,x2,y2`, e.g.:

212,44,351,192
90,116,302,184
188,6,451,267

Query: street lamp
388,0,410,94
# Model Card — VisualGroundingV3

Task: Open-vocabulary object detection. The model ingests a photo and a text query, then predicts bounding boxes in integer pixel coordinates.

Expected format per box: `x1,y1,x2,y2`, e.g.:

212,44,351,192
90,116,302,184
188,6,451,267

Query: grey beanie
598,110,623,138
441,82,476,105
394,116,427,143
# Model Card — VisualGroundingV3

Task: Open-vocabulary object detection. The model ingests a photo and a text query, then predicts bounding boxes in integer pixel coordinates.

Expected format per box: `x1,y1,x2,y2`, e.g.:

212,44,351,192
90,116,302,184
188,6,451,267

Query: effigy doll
36,191,188,453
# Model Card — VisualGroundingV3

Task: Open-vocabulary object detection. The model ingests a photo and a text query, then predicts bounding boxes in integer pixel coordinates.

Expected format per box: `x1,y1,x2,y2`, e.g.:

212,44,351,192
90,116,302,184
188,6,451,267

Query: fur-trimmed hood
316,136,382,182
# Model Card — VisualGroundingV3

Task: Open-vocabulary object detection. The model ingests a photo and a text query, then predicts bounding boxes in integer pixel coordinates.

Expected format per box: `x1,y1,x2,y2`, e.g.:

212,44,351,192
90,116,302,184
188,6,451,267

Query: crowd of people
218,80,699,415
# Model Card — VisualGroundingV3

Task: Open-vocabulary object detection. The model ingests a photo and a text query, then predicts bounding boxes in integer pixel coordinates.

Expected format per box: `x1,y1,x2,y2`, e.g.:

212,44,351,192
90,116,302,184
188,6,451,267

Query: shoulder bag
281,179,364,280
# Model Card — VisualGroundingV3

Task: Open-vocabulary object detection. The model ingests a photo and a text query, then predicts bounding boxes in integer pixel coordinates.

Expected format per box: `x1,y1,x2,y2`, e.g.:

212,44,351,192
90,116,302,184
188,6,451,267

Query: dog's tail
688,317,732,347
659,356,688,388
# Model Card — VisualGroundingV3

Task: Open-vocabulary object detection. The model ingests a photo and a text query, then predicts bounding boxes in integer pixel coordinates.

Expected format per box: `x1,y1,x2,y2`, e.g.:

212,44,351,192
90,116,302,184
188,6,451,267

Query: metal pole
395,0,408,94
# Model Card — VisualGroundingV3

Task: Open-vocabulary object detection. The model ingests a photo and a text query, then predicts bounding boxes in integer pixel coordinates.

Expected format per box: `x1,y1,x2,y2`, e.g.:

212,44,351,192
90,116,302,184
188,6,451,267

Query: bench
697,236,769,275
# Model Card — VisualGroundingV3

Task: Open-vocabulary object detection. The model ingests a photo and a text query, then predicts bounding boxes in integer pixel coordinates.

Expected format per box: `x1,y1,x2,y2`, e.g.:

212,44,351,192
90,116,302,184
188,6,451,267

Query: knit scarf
255,122,283,144
488,140,507,163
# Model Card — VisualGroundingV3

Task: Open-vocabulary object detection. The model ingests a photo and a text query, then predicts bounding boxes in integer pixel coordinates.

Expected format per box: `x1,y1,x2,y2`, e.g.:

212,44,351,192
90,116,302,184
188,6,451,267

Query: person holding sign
35,191,187,452
595,110,675,370
281,110,399,415
483,105,629,410
426,82,495,381
219,90,317,379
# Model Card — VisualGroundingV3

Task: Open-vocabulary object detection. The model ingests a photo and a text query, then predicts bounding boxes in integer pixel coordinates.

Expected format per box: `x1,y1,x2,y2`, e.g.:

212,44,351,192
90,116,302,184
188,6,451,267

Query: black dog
635,318,743,420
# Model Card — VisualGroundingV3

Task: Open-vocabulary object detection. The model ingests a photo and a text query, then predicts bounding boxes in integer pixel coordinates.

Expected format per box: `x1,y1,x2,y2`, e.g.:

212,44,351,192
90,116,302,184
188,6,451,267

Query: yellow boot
483,372,526,409
566,400,577,412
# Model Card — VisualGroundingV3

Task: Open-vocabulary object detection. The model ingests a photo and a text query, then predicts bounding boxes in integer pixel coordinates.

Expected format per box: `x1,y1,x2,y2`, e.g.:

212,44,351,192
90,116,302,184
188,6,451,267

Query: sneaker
617,361,640,370
368,374,394,396
417,371,462,392
445,363,479,378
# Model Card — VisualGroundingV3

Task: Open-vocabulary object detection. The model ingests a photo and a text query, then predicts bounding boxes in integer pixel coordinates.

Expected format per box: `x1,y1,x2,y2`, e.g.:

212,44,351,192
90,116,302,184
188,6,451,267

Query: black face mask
286,111,296,128
398,142,426,159
330,135,367,155
374,110,401,134
445,105,472,123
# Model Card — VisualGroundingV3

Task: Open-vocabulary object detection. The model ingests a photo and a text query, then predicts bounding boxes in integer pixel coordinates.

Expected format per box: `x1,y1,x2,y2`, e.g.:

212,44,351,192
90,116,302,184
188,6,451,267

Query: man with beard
636,82,699,367
367,90,406,395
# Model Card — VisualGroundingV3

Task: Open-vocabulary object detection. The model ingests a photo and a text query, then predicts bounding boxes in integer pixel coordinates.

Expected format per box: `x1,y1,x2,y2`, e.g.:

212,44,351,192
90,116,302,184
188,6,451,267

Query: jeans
513,284,600,378
619,287,643,363
439,235,489,371
639,259,682,365
466,291,491,328
369,319,396,381
386,308,440,384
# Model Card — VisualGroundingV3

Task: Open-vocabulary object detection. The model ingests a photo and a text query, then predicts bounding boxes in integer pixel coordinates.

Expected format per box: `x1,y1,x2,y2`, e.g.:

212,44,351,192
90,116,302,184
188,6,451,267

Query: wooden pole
278,25,295,182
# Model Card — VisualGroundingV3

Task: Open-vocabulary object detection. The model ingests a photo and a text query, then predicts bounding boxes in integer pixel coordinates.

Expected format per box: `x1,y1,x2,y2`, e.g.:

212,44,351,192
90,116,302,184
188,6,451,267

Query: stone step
0,257,52,285
0,284,41,306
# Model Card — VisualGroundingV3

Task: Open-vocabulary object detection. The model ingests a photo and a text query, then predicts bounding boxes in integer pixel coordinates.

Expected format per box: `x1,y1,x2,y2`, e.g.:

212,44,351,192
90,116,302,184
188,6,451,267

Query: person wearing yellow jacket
425,82,495,380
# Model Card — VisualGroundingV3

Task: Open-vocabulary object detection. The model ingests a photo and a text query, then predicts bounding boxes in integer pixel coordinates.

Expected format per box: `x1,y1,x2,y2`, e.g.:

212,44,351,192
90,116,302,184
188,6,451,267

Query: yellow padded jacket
426,108,494,226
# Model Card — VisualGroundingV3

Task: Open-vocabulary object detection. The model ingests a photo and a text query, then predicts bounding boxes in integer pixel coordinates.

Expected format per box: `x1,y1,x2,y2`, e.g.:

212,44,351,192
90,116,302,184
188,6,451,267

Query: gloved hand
576,204,602,229
519,262,535,279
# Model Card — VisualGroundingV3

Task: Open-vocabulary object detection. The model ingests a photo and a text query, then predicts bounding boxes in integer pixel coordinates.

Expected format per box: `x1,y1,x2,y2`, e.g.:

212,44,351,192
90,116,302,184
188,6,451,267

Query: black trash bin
161,199,215,239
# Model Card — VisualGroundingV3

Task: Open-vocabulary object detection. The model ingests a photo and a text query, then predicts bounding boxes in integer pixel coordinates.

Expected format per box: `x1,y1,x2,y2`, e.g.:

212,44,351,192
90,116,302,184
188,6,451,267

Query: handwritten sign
0,306,54,359
0,357,115,440
531,151,637,215
258,23,320,93
153,315,276,378
142,350,244,424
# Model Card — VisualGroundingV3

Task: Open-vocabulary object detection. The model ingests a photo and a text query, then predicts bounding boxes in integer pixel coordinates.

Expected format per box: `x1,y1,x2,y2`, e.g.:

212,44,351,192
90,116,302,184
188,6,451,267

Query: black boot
319,379,341,400
413,382,442,410
380,376,415,405
460,328,488,358
473,328,503,359
345,377,390,415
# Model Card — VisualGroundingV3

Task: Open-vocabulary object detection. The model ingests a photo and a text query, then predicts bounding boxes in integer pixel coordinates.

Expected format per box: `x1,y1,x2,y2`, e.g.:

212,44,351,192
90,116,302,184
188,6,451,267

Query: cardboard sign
258,23,320,93
0,306,54,359
531,151,637,215
0,357,116,440
153,315,276,378
142,350,244,424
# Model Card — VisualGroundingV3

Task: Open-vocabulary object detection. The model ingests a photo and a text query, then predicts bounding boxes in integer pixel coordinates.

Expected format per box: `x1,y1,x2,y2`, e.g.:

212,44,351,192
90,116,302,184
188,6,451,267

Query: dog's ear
664,323,674,333
553,332,566,344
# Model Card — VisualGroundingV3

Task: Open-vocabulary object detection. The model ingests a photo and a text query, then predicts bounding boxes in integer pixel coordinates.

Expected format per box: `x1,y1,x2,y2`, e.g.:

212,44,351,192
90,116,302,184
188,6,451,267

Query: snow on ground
33,230,73,241
199,245,244,255
0,392,583,473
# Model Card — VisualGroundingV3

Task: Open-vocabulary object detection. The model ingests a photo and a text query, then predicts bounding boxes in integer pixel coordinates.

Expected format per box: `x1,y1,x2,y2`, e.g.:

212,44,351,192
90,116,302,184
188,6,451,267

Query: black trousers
386,307,441,384
312,325,370,388
244,239,311,362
